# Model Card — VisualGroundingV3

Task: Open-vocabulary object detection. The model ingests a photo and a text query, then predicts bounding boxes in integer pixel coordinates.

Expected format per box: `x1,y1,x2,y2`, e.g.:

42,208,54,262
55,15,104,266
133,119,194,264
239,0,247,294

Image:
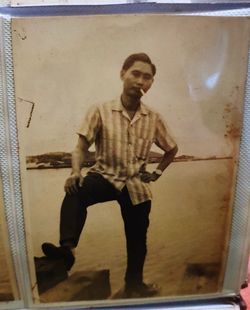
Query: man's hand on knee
64,173,84,194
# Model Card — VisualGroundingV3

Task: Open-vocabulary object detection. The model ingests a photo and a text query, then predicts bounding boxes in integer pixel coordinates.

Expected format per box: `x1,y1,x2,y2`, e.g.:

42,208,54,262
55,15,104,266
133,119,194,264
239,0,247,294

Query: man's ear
120,69,125,80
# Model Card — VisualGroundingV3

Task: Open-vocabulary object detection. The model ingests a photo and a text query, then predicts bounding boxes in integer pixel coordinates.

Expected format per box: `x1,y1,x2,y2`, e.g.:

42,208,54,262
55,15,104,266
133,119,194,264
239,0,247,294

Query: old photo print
12,15,249,304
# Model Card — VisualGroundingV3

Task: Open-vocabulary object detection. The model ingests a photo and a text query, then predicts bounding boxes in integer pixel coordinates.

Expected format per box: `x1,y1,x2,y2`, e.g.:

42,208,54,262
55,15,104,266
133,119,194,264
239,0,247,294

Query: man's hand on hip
64,173,84,195
140,171,160,183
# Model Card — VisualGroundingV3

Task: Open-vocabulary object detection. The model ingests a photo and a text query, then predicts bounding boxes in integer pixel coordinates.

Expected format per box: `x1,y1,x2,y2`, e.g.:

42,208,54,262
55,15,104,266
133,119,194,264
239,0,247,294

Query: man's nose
136,76,144,85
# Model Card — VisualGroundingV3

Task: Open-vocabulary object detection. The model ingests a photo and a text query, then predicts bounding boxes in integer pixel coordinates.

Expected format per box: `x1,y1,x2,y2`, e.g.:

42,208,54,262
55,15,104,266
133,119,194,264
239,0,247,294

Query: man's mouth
132,87,144,95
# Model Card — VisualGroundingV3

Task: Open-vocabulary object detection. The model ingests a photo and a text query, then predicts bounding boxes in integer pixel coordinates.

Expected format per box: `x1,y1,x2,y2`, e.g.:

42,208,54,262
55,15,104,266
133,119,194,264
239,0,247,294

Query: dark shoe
125,282,159,298
42,243,75,271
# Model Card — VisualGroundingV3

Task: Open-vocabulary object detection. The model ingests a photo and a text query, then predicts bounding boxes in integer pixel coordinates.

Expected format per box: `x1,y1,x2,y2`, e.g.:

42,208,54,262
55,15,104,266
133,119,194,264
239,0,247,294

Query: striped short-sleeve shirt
77,98,177,205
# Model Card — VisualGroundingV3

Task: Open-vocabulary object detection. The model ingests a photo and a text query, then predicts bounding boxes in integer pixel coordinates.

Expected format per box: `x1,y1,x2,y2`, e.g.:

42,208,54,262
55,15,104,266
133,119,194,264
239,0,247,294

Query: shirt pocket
135,138,153,160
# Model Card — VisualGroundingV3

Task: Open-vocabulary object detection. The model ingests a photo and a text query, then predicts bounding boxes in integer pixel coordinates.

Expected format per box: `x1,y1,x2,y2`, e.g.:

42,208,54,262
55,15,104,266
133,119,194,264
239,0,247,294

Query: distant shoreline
26,152,233,170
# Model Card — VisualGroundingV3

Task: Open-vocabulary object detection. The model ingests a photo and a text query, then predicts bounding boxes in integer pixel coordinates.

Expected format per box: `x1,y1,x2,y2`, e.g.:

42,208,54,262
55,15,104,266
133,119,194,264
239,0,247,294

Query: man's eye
143,75,152,81
132,71,141,78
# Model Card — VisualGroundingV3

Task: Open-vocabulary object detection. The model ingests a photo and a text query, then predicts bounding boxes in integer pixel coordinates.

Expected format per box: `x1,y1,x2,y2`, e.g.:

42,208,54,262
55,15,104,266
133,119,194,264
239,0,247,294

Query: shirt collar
111,98,148,115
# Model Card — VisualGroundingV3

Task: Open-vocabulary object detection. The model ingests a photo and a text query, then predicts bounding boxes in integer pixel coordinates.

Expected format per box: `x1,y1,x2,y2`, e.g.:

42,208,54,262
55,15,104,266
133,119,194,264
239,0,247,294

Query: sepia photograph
12,14,249,305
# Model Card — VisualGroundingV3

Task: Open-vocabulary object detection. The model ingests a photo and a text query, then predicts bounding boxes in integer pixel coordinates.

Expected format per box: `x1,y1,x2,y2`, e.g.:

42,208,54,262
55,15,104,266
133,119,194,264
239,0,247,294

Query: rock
34,256,68,294
39,270,111,302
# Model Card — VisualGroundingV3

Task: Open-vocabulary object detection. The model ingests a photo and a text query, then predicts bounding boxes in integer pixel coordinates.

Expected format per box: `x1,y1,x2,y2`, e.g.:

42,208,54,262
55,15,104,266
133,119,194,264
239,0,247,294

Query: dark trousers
60,173,151,286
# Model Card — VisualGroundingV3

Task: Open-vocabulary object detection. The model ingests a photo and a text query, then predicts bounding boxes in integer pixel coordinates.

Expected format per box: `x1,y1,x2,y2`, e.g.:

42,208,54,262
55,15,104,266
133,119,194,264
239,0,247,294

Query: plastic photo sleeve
10,14,249,307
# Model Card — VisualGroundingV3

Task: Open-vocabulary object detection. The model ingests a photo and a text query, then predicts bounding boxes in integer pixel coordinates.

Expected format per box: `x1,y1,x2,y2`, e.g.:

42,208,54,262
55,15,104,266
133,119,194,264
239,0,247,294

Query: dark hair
122,53,156,76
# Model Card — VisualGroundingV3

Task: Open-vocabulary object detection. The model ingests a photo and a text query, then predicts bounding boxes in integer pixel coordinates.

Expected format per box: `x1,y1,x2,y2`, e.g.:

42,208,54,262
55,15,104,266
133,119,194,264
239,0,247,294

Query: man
42,53,178,298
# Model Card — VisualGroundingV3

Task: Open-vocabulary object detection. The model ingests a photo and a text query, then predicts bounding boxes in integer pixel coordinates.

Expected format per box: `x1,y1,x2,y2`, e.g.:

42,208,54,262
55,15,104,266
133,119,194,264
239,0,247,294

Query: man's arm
64,135,90,194
141,145,178,183
155,145,178,172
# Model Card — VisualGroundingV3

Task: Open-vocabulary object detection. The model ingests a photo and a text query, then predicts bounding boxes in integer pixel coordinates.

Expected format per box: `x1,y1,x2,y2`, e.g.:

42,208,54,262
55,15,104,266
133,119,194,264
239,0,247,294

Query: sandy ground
23,159,234,301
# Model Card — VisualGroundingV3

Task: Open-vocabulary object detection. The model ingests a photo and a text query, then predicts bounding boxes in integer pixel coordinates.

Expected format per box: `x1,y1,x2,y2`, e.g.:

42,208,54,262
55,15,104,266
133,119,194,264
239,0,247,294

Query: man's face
120,61,154,99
